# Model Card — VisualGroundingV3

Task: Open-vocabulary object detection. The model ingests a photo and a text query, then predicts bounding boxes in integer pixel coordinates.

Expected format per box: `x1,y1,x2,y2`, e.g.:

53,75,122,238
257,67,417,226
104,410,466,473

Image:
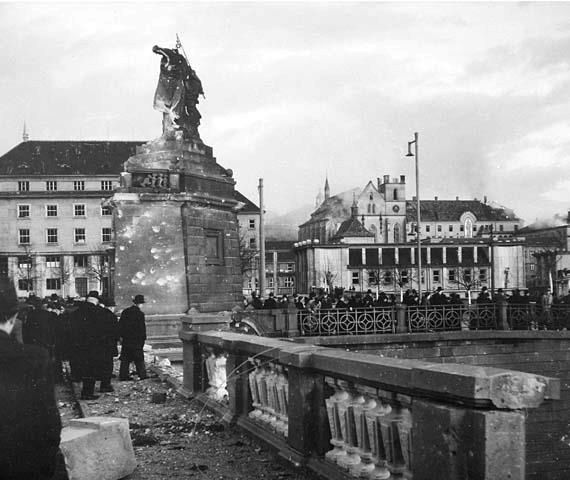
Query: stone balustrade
325,378,411,479
248,359,289,437
180,325,560,479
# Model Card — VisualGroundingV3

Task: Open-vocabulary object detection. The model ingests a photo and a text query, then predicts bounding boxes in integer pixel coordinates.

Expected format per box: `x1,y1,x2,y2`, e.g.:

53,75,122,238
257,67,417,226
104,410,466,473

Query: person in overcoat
98,298,119,393
119,294,147,381
71,291,108,399
0,288,61,479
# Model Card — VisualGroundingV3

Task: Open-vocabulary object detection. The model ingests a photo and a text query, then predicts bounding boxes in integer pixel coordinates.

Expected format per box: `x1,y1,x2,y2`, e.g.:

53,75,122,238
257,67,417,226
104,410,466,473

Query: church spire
351,192,359,217
22,122,29,142
324,176,330,200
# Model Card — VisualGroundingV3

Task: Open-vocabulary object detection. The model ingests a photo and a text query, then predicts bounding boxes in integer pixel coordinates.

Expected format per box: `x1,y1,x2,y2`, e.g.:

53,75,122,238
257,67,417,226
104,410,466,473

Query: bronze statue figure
152,45,204,140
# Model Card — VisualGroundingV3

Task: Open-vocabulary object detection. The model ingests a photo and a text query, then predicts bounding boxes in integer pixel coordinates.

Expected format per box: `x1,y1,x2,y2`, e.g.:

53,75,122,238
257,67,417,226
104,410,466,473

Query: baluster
265,363,279,430
337,383,362,472
257,366,271,423
205,352,228,402
324,378,349,464
385,405,412,479
248,359,264,420
365,397,392,479
275,364,289,437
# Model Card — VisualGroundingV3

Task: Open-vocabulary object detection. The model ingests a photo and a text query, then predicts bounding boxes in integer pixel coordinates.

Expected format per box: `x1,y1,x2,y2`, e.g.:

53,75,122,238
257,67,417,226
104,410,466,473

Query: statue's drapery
152,45,204,140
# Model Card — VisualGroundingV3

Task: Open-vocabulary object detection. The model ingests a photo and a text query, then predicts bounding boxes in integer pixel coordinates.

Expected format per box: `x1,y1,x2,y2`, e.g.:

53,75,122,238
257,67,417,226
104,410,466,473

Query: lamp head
406,141,415,157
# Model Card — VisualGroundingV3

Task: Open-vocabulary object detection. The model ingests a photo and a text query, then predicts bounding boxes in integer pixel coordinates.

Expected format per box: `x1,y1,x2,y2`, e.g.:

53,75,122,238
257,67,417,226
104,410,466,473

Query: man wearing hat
71,290,108,399
0,284,61,479
118,294,148,381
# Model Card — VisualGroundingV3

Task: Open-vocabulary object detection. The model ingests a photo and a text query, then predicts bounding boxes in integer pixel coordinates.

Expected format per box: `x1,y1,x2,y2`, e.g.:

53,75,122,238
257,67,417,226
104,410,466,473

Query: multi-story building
265,240,296,296
236,191,261,294
0,138,259,299
519,216,570,297
299,176,522,244
296,179,525,297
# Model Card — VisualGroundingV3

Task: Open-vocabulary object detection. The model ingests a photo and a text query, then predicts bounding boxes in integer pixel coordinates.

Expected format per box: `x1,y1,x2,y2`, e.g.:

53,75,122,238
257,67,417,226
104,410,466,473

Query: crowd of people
244,287,559,311
0,286,148,479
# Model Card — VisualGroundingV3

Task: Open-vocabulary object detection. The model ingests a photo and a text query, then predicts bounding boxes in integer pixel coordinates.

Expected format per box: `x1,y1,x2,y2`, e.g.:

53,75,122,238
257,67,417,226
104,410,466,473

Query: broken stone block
60,416,137,480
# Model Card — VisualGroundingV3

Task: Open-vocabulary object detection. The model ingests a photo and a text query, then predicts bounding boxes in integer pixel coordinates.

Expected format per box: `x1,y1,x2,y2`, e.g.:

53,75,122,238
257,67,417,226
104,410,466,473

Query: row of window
15,254,106,269
351,268,488,285
18,204,112,218
17,180,114,192
348,246,490,267
18,228,113,245
421,224,518,233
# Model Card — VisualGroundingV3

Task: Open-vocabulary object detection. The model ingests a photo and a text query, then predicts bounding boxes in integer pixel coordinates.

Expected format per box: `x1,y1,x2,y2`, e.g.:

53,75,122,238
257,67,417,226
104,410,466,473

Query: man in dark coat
98,298,120,393
22,300,58,379
119,294,147,381
71,291,108,399
263,292,278,310
0,289,61,479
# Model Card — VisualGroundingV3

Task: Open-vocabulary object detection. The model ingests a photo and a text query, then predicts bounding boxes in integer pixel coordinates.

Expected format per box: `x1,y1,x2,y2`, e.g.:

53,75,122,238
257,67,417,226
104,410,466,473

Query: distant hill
265,203,314,240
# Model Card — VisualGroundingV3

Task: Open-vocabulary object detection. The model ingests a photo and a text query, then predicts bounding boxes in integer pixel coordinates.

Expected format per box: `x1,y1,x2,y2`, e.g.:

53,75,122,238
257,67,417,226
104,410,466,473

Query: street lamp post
406,132,422,301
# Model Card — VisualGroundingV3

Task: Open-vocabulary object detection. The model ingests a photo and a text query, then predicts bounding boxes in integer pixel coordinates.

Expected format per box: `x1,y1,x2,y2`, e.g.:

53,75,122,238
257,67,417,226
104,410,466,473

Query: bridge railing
179,327,560,480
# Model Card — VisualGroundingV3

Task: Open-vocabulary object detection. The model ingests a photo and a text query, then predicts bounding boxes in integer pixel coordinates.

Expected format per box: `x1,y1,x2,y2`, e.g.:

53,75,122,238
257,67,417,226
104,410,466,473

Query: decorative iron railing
407,303,497,332
298,307,397,336
296,303,570,336
508,304,570,331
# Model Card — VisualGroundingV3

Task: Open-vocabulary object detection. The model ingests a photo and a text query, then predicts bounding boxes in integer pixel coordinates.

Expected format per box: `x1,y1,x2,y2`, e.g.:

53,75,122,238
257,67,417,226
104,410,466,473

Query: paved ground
58,356,325,480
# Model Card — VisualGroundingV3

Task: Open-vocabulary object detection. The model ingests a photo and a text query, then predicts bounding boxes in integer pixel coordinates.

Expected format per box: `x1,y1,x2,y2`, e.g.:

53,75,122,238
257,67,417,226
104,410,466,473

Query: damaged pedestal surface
109,136,243,334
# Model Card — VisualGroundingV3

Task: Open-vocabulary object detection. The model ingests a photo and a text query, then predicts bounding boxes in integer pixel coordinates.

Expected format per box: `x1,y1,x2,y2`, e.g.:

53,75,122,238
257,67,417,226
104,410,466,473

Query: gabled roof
0,140,143,175
405,200,519,222
234,190,260,213
299,187,359,228
0,140,259,211
331,216,374,241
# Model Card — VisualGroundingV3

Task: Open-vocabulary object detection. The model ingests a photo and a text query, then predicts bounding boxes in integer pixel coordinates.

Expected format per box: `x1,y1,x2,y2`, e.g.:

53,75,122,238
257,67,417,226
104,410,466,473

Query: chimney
412,196,417,201
377,177,381,191
484,195,487,204
434,196,438,201
567,210,570,224
456,196,459,201
400,175,406,183
383,175,390,184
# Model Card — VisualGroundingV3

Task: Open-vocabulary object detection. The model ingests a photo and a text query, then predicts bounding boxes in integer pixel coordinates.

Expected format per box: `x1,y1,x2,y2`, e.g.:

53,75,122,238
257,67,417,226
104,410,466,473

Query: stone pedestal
110,135,243,319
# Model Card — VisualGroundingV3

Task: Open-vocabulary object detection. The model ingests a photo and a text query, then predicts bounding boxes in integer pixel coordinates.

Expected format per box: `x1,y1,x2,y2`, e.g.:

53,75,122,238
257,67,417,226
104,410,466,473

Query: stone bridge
179,313,569,480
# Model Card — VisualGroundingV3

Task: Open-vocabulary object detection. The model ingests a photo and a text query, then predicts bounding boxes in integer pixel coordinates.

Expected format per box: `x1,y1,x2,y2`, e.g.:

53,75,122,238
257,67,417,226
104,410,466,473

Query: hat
133,294,145,304
87,290,100,300
100,297,116,307
0,280,20,320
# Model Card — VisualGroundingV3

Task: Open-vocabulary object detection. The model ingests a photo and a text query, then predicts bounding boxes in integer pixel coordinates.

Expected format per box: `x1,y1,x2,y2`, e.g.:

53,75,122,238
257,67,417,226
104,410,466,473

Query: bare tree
54,259,73,298
239,233,259,275
16,245,37,294
86,253,111,295
447,267,482,304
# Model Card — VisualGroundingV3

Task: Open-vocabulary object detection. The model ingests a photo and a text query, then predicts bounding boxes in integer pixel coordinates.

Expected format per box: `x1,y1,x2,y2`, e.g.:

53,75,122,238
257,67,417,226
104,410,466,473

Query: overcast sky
1,2,570,224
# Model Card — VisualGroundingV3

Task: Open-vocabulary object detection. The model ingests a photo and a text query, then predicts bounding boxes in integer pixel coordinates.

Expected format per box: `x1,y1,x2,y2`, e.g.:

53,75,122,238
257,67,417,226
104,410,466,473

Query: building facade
0,139,259,300
299,176,522,244
519,220,570,297
296,177,525,298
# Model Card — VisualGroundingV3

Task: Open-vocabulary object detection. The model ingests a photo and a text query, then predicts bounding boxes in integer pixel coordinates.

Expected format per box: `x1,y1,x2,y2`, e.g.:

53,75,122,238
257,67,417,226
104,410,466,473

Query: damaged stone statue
152,44,204,141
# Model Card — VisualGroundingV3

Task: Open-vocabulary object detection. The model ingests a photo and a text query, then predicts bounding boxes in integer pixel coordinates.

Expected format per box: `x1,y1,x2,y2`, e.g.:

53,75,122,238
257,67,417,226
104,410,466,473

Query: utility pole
406,132,422,300
258,178,266,298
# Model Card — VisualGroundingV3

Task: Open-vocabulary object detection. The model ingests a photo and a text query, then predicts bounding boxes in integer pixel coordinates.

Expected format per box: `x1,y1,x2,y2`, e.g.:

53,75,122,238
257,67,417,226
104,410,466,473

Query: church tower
324,176,330,200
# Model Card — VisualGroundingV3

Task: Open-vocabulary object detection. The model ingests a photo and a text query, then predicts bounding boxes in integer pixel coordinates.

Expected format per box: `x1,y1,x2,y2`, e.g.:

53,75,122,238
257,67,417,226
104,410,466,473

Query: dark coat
71,301,108,379
0,331,61,478
119,305,146,349
22,308,57,349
